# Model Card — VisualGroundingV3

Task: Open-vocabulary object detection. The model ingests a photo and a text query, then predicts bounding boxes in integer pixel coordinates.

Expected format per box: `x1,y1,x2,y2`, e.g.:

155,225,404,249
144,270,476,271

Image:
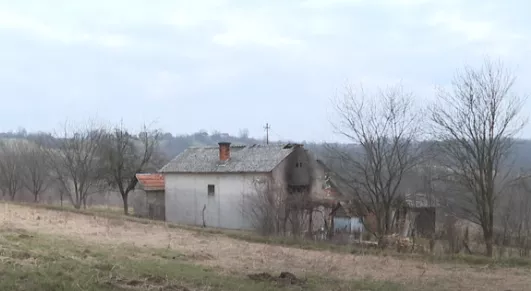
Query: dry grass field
1,203,530,290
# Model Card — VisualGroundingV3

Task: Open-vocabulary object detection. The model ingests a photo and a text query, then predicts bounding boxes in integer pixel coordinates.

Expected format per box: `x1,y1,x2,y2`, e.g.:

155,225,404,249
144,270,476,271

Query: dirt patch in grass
248,271,306,286
2,203,531,290
106,274,191,291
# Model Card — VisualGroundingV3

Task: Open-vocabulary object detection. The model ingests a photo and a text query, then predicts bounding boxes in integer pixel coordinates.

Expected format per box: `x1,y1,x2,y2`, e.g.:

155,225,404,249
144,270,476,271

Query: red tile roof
136,173,165,191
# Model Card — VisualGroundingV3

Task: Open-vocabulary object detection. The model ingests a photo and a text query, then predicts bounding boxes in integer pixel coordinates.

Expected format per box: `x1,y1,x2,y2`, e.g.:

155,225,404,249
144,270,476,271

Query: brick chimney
218,142,231,161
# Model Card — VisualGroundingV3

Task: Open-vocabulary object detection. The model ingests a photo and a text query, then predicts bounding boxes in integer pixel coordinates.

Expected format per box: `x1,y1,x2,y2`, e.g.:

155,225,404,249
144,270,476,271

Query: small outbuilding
134,173,165,221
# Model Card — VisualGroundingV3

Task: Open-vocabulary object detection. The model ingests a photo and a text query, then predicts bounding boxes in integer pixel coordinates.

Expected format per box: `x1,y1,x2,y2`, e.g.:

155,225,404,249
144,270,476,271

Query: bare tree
328,83,425,241
0,140,25,200
45,121,107,209
101,123,161,215
242,177,287,235
19,141,51,202
241,177,311,236
430,58,527,257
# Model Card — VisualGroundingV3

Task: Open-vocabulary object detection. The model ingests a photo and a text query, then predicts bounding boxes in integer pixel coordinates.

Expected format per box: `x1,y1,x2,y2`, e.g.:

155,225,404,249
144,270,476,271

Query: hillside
1,202,530,291
157,130,268,159
3,129,531,170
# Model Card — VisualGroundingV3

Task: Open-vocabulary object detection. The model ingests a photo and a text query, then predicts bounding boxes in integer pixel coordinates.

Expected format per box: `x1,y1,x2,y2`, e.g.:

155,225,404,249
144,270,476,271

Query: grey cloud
1,0,531,141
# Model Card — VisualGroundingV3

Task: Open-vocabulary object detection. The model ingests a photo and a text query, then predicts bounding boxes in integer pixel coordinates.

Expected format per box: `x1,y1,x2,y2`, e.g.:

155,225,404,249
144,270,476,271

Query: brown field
1,203,530,291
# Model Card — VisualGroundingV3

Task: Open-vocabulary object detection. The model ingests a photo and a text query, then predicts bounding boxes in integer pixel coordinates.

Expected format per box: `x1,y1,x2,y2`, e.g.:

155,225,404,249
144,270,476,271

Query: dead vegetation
430,58,528,257
248,271,305,286
105,274,191,291
329,83,425,240
100,122,161,215
0,214,402,291
2,203,531,290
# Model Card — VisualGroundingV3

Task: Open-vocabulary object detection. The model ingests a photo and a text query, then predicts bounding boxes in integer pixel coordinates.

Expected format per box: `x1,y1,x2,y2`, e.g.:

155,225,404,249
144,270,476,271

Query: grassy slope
2,202,531,290
0,227,407,291
27,203,531,268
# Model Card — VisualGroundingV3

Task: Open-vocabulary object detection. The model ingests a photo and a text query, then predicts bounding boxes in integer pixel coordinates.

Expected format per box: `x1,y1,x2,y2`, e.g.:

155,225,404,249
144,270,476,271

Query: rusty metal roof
136,173,164,191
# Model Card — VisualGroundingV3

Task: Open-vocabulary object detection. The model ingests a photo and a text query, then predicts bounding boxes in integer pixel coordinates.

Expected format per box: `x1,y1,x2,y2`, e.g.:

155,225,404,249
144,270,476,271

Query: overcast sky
1,0,530,142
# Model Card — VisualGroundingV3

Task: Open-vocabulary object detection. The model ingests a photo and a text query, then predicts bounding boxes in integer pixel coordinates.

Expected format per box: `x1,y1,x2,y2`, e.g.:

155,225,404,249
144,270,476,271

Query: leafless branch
44,120,107,209
19,141,51,202
101,121,162,215
429,57,528,256
241,177,311,236
0,139,25,200
327,83,425,238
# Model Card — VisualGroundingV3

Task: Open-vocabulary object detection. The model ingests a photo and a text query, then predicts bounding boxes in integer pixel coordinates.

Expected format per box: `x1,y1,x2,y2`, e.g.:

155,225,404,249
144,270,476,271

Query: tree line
326,57,529,257
0,121,163,215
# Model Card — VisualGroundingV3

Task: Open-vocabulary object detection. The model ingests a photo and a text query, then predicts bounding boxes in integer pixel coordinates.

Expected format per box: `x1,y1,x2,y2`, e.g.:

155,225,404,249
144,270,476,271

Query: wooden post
308,208,313,236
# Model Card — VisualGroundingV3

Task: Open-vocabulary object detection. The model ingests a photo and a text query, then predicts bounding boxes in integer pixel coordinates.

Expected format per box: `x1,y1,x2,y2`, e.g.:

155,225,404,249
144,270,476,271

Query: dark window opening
208,184,215,196
288,185,308,194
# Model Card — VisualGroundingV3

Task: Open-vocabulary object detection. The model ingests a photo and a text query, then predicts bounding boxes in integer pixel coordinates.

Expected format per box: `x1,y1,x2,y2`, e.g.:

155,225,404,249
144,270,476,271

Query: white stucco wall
165,172,271,230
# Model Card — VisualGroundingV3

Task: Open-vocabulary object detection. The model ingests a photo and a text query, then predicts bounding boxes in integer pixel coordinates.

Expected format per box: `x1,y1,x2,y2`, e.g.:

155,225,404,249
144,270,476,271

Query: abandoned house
335,194,440,238
132,173,165,220
398,192,439,237
310,162,440,238
158,142,341,232
305,158,364,235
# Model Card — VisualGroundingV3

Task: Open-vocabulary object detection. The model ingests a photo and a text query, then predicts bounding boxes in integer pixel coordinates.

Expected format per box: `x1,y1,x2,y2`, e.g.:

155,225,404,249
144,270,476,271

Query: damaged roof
315,159,353,200
159,143,301,173
136,173,165,191
404,192,439,208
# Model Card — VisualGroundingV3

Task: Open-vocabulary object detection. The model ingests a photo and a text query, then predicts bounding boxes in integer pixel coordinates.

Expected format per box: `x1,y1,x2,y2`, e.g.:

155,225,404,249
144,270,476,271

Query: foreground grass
0,227,408,291
14,202,531,269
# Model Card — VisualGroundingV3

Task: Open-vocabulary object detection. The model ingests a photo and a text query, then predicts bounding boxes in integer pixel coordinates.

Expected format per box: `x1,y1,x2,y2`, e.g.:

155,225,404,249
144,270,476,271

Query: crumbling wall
130,189,148,217
146,190,165,220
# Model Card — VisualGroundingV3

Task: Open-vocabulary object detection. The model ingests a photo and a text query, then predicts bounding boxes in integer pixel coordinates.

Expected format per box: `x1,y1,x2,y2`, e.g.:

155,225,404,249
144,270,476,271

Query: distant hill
3,128,531,209
2,129,531,171
158,130,267,159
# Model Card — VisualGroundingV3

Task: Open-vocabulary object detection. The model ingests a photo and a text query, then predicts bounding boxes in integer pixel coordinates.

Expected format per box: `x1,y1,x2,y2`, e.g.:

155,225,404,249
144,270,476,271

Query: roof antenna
264,123,270,145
